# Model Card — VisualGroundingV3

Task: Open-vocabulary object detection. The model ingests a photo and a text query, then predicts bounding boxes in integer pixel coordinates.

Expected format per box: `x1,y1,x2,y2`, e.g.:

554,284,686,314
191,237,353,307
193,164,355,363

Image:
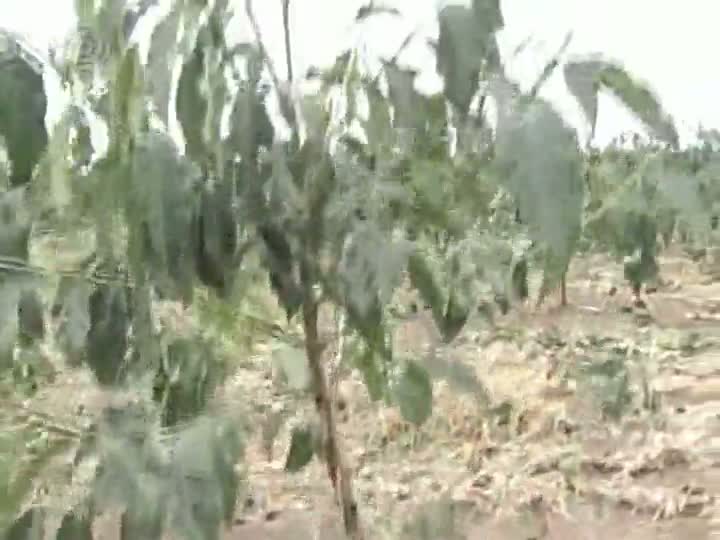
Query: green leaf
659,181,709,237
54,277,91,365
168,417,244,537
147,4,182,124
383,62,422,133
17,289,44,345
313,50,352,90
493,95,584,278
120,505,163,540
472,0,504,34
258,225,302,320
362,76,392,149
284,425,314,472
441,290,469,343
226,70,275,160
391,359,433,426
436,5,485,114
340,223,411,319
74,0,94,23
85,282,130,387
110,45,145,155
564,57,678,147
176,42,207,163
3,507,45,540
400,496,464,540
194,175,240,297
132,131,199,303
156,337,221,427
0,53,48,187
348,340,387,401
407,252,445,330
423,353,490,403
0,187,31,265
202,59,229,160
272,343,310,391
0,283,21,370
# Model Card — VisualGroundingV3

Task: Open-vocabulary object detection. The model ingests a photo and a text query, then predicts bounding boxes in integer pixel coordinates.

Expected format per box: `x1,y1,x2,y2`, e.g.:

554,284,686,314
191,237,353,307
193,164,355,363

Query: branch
528,31,572,98
302,296,364,540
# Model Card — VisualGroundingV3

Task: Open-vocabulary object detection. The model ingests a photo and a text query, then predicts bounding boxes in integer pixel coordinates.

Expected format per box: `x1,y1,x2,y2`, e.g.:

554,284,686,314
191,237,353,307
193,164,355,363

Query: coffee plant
0,0,717,538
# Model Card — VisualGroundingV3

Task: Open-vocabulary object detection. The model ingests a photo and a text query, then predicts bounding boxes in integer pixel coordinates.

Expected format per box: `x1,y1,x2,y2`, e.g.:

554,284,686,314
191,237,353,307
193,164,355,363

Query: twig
371,27,418,86
281,0,293,82
302,298,364,540
528,31,573,98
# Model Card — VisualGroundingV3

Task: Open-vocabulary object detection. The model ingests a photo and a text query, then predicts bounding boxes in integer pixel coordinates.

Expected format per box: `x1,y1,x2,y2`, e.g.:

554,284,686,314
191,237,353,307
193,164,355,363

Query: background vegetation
0,0,719,538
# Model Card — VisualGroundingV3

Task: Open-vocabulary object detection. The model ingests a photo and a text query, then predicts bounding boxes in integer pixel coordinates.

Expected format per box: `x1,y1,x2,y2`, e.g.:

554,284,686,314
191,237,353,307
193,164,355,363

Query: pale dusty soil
223,248,720,539
17,248,720,539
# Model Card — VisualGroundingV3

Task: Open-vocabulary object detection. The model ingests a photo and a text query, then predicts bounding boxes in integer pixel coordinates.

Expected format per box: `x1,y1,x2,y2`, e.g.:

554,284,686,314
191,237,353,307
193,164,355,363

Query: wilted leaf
285,425,314,472
391,359,433,426
564,57,678,147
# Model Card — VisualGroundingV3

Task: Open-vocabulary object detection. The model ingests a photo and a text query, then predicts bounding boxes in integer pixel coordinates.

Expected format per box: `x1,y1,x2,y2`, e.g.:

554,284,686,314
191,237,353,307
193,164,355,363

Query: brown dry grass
17,248,720,539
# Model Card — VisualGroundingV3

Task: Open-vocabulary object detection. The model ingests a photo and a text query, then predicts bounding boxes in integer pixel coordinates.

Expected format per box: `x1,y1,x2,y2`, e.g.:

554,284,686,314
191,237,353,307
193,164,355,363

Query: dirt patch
224,251,720,539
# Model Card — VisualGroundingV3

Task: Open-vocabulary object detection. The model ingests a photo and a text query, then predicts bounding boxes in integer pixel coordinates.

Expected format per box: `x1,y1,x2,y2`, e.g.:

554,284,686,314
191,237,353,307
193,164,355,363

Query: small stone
395,484,411,501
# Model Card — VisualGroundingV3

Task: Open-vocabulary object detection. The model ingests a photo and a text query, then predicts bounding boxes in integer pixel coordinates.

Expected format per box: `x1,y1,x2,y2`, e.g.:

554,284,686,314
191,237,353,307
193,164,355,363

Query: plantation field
119,248,719,539
3,2,720,538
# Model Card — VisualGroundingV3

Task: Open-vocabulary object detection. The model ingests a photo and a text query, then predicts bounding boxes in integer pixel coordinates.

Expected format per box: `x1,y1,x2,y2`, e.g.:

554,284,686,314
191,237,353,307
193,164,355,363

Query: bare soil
226,249,720,539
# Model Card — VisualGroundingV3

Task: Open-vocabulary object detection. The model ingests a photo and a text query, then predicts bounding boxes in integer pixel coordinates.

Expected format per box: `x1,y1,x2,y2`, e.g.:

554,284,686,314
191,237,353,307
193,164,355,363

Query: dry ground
226,248,720,539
